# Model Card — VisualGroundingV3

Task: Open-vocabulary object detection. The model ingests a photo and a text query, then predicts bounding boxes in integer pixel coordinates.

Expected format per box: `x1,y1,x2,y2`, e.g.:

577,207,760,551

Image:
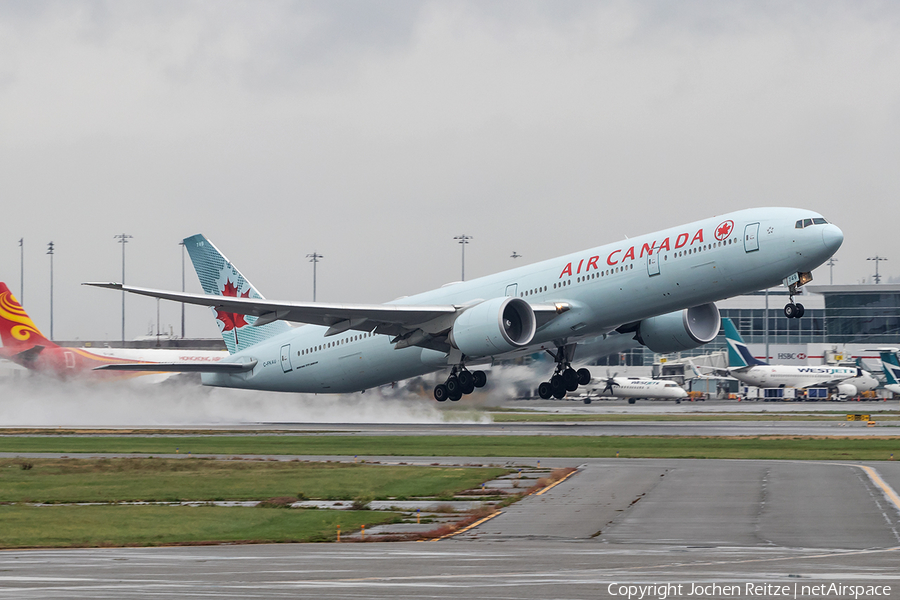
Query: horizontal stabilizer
13,345,45,365
94,360,257,373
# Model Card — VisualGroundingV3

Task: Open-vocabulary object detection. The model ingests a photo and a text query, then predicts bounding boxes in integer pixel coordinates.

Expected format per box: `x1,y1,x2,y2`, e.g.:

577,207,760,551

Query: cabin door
744,223,760,252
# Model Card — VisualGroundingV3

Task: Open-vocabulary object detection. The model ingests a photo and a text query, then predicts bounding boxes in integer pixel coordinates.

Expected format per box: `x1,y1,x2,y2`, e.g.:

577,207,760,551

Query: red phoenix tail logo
715,220,734,241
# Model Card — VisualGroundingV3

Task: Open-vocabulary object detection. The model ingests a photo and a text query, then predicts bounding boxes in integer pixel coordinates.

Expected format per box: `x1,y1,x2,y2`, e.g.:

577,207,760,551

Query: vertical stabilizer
877,350,900,385
722,317,767,368
183,235,291,354
0,282,57,350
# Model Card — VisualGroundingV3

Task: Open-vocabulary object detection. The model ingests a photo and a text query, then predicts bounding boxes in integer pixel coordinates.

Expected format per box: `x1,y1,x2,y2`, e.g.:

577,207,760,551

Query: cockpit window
796,217,829,229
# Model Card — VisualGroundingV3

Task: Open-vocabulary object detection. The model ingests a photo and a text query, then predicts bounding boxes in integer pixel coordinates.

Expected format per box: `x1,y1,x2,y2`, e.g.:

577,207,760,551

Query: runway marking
534,468,578,496
858,464,900,515
428,511,503,541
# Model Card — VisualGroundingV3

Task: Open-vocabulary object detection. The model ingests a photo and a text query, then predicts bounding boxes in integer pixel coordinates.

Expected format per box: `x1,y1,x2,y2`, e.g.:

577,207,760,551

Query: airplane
0,282,226,381
85,207,843,402
582,374,688,404
869,349,900,395
715,317,878,398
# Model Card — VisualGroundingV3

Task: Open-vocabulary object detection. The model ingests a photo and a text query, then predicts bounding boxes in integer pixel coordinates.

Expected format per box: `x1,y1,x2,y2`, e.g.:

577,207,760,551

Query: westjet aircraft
584,375,688,404
86,207,842,401
718,317,878,397
871,349,900,395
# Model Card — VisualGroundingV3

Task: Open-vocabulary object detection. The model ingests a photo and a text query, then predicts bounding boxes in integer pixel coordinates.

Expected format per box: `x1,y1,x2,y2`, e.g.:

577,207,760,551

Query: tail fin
722,317,767,368
0,282,57,350
183,235,291,354
877,349,900,385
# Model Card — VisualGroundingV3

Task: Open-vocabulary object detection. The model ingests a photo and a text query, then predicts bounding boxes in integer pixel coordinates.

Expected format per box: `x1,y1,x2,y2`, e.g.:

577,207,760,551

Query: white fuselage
729,365,878,394
203,207,841,393
589,378,688,400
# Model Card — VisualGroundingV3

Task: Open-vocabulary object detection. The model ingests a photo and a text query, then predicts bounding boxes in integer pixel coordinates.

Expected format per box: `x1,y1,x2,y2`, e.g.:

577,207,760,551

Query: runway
2,459,898,599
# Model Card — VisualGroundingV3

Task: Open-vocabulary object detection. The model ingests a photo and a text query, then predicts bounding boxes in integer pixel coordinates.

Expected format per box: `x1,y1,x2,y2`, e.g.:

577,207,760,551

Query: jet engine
835,382,857,398
635,303,721,354
449,297,536,357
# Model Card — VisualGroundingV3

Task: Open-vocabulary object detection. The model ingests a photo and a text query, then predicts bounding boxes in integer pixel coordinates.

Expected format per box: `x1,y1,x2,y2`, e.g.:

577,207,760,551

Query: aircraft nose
821,223,843,254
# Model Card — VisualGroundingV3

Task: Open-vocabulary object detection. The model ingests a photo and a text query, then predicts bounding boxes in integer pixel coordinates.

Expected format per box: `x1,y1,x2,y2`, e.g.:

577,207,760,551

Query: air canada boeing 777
86,207,843,401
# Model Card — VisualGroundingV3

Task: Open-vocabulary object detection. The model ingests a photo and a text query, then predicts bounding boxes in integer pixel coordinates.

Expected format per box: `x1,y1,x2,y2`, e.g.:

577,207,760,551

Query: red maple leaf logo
715,220,734,241
216,279,250,336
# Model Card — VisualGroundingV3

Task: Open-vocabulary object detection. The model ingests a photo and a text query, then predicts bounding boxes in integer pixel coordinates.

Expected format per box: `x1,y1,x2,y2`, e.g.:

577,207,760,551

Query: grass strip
0,505,396,548
2,435,900,460
0,458,507,503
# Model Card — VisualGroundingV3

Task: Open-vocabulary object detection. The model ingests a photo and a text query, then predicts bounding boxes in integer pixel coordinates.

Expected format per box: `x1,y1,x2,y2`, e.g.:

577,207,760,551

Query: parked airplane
718,317,878,397
0,282,226,380
86,207,843,401
871,349,900,395
582,374,688,404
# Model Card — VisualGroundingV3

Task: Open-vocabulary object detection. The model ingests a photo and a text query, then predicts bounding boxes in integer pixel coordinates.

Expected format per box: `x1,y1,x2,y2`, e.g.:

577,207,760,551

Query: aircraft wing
83,283,569,350
95,360,257,373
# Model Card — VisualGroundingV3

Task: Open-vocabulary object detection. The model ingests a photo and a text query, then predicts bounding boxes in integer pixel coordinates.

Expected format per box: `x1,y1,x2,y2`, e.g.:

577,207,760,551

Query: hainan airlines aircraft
0,282,226,380
718,317,878,397
86,207,842,401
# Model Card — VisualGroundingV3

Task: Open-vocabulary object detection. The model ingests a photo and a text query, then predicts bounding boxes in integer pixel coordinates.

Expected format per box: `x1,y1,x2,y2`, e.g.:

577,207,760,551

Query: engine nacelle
450,297,536,357
835,383,857,397
635,303,721,354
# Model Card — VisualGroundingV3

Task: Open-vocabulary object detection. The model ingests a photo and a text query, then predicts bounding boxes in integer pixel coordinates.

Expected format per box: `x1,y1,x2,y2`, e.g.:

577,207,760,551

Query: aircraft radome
85,207,843,402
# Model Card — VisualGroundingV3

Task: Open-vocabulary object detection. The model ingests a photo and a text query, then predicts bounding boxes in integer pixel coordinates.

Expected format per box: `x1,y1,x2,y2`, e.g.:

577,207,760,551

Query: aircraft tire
472,370,487,388
538,382,553,399
675,398,681,404
461,380,475,395
562,368,580,392
628,398,636,404
784,303,796,319
552,387,567,399
449,389,463,402
795,303,805,318
583,398,592,405
434,385,449,402
457,370,474,389
550,374,565,393
445,375,461,396
577,368,592,386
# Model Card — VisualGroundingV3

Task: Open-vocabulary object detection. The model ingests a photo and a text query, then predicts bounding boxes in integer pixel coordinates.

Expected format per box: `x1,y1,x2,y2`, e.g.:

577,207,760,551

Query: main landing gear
433,366,487,402
537,345,591,400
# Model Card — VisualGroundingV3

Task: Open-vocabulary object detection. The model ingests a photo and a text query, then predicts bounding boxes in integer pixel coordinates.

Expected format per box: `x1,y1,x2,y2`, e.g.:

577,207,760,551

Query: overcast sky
2,1,899,342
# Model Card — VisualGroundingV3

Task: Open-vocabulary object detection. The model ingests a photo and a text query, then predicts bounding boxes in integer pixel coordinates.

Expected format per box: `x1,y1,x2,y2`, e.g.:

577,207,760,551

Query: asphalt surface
2,459,899,599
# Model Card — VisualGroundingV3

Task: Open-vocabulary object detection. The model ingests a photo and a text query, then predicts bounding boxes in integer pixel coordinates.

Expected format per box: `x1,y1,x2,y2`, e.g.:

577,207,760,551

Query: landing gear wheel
457,370,474,389
795,303,805,318
562,368,580,392
583,398,592,405
784,303,797,319
576,368,592,386
445,376,460,396
550,374,565,395
461,380,475,395
552,387,567,399
472,370,487,388
434,384,449,402
628,398,636,404
538,381,553,400
449,389,462,402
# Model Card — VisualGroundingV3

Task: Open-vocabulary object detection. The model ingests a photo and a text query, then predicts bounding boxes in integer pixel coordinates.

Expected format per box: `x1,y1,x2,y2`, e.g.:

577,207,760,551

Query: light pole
115,233,133,344
867,256,887,284
826,257,838,285
46,241,54,340
19,238,24,303
179,241,186,338
454,235,473,281
307,252,323,302
510,251,522,260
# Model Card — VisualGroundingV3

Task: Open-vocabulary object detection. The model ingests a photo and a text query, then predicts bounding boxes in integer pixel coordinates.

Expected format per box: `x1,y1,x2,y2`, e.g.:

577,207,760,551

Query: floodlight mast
826,257,838,285
867,256,887,284
454,235,473,281
307,252,323,302
115,233,133,344
46,241,54,340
